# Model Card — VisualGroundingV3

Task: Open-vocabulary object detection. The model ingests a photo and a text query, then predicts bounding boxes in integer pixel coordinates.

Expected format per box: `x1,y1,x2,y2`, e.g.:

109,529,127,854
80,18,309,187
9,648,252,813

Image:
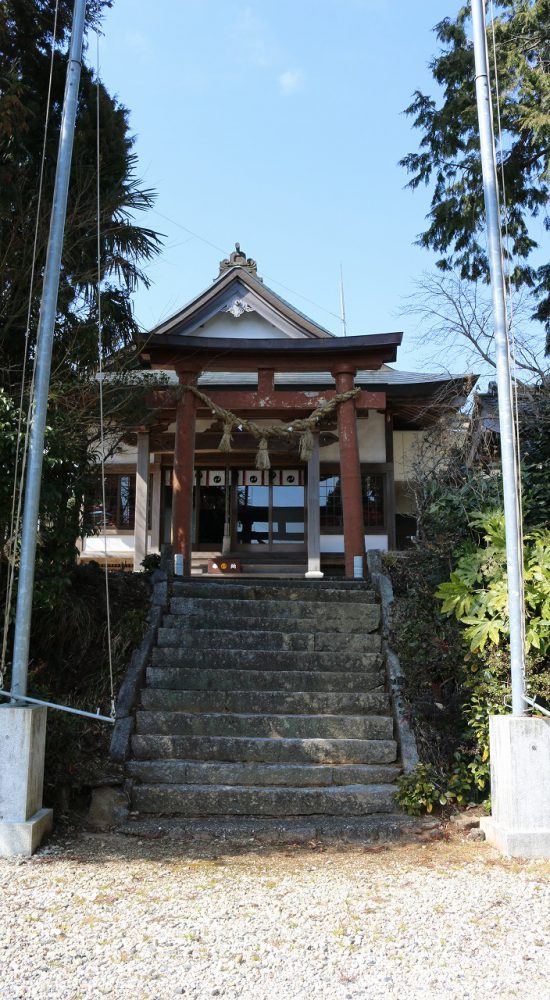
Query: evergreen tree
400,1,550,347
0,0,161,383
0,1,163,610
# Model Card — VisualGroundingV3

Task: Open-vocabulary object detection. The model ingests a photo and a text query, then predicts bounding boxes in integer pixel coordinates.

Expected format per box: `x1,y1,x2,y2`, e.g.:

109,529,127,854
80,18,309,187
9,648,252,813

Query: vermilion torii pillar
172,370,199,575
332,364,365,577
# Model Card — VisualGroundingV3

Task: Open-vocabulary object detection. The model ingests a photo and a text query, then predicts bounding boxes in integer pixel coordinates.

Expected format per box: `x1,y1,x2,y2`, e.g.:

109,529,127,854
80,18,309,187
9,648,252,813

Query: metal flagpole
10,0,87,699
471,0,525,714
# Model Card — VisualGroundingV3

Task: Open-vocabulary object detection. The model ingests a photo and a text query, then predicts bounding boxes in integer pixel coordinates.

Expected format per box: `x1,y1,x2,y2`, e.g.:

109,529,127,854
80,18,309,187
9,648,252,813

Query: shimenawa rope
180,384,360,470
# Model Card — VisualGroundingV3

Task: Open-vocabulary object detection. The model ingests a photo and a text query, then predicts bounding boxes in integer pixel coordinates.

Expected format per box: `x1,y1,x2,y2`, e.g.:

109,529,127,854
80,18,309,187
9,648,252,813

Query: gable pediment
148,268,334,342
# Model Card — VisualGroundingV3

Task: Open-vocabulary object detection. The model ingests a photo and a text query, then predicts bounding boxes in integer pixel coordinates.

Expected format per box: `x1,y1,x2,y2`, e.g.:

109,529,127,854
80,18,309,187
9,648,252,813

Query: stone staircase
122,578,412,843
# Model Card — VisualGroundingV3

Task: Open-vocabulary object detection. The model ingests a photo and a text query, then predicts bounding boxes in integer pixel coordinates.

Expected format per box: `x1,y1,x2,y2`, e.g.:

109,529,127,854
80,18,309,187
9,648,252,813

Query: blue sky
97,1,468,372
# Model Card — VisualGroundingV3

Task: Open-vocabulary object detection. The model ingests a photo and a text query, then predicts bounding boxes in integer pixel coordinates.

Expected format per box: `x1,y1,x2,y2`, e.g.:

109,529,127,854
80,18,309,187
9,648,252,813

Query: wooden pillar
133,430,150,572
222,464,232,555
385,412,396,550
172,371,198,576
193,469,201,546
150,462,162,553
332,365,365,577
305,432,323,579
257,368,274,396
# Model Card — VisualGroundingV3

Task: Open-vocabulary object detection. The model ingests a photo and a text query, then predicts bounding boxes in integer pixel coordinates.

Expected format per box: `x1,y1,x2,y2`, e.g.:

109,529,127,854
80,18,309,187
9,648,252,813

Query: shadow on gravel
20,824,550,880
27,818,458,869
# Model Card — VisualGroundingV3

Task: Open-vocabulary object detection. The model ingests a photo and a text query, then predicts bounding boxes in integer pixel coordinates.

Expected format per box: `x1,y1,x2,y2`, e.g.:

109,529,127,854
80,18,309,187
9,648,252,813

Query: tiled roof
196,370,464,388
103,369,467,390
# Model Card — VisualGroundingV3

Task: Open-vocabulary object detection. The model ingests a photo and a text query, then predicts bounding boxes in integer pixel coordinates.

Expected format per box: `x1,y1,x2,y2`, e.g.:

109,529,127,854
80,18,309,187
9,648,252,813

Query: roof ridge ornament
219,242,259,278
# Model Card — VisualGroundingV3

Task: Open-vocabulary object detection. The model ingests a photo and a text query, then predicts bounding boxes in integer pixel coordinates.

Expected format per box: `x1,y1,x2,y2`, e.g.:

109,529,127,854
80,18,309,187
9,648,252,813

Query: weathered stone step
146,666,385,693
131,782,397,817
163,613,377,635
169,598,380,628
157,628,379,651
126,759,400,787
119,814,425,846
150,647,382,672
140,688,390,716
131,734,398,765
172,581,376,603
135,711,393,740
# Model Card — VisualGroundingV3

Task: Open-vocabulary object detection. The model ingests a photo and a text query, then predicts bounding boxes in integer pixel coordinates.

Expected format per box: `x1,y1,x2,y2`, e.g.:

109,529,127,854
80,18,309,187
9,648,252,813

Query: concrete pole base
0,704,53,857
480,715,550,859
0,808,53,858
305,571,324,579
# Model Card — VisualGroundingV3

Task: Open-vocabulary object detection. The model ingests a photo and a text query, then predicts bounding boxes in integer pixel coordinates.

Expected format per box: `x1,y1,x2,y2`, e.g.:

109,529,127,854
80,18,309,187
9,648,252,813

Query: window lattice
319,473,385,530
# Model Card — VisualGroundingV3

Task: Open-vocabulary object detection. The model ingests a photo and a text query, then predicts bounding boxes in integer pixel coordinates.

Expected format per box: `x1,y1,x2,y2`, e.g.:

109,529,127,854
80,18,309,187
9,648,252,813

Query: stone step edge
136,711,393,723
157,628,380,640
162,616,379,628
146,668,384,679
118,814,433,844
139,693,391,714
130,734,399,764
144,671,386,694
131,734,397,746
126,760,401,785
127,757,403,776
146,668,385,683
140,687,390,698
132,781,397,797
167,601,379,609
149,653,383,667
170,583,377,589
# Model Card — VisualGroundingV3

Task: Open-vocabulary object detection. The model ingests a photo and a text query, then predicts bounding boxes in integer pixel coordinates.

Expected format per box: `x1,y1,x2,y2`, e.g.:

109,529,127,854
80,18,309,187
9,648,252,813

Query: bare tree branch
405,272,548,382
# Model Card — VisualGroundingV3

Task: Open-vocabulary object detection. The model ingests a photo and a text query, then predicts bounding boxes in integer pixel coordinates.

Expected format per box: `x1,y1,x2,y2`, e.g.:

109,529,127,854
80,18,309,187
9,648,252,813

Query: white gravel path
1,831,549,1000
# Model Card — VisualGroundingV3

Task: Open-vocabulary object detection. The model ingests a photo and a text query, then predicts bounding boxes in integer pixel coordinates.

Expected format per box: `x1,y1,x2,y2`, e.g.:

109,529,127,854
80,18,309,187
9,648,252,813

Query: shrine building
80,245,469,577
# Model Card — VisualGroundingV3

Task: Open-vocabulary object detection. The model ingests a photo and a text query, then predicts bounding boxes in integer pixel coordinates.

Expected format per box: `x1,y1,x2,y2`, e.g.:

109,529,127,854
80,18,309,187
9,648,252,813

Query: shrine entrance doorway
191,469,306,554
236,479,306,552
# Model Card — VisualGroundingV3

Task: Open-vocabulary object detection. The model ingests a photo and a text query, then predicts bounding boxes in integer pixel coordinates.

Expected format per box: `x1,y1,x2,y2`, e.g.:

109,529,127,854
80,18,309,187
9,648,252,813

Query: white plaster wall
82,532,388,557
193,312,290,340
395,481,415,515
81,534,153,556
86,432,138,466
104,444,138,465
320,534,388,553
320,412,386,464
393,430,426,481
365,534,389,552
359,412,386,462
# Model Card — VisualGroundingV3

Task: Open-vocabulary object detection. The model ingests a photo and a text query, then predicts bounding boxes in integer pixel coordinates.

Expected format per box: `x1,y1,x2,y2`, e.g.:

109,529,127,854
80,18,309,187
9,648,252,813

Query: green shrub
390,515,550,816
19,564,150,805
418,470,502,551
394,513,550,816
396,765,447,815
385,549,466,702
436,512,550,658
141,552,161,573
397,739,493,816
392,388,550,815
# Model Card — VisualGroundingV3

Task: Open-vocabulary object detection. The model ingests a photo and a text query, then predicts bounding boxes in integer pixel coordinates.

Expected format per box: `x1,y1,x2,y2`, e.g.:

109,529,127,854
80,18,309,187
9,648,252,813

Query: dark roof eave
382,378,474,399
146,332,403,356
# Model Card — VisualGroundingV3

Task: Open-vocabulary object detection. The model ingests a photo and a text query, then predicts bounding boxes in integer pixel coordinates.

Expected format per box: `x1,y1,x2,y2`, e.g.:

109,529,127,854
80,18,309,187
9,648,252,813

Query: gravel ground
1,829,549,1000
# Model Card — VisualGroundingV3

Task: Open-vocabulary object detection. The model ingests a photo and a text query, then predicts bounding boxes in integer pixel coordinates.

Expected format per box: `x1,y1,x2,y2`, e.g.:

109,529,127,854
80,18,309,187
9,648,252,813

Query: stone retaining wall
366,550,419,773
